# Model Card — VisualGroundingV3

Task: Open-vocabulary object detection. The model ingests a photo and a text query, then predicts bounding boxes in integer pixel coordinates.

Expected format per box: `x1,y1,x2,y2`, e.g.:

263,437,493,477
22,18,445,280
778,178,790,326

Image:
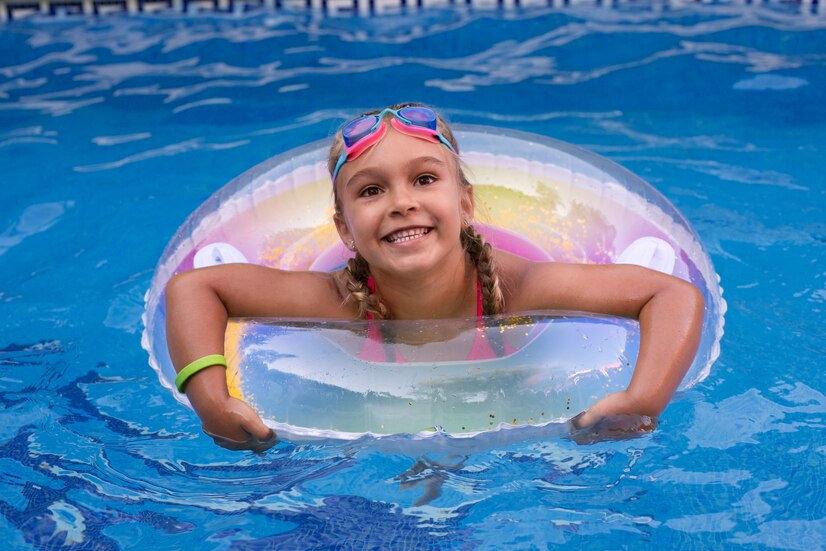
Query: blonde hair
330,103,504,319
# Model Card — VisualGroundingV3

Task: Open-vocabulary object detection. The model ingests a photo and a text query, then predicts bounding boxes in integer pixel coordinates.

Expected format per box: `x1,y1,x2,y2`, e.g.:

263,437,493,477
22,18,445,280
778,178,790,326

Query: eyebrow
405,155,448,169
346,156,449,188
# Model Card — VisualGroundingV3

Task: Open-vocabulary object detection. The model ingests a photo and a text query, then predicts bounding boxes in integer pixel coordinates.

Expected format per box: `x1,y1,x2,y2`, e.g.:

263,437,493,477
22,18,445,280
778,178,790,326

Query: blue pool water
1,2,825,548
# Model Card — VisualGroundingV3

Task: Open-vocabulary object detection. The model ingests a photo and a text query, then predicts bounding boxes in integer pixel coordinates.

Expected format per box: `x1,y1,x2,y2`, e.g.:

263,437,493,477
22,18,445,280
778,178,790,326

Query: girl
165,103,704,450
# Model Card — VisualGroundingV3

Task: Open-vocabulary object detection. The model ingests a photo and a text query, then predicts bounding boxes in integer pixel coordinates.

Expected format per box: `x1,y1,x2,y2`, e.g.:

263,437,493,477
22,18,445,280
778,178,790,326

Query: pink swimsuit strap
359,275,512,363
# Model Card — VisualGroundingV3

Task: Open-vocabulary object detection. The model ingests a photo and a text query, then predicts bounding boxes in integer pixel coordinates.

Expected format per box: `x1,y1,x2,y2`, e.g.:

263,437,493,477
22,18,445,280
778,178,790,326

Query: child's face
334,124,473,279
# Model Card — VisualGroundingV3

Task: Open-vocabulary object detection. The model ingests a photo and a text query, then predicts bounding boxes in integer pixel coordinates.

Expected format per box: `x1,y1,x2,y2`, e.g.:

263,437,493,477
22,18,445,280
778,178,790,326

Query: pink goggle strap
389,117,444,145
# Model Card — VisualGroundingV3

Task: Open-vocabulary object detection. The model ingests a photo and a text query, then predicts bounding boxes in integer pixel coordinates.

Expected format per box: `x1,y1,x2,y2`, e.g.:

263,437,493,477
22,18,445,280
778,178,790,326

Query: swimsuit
360,276,512,362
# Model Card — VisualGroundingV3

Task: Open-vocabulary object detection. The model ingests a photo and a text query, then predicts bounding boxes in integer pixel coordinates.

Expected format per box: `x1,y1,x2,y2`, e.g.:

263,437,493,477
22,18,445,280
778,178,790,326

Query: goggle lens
399,106,436,126
342,115,379,147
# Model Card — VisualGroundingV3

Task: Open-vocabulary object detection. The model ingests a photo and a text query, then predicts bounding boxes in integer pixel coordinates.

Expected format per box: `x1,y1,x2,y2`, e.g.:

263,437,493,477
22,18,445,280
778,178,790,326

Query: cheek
449,188,469,219
343,205,377,237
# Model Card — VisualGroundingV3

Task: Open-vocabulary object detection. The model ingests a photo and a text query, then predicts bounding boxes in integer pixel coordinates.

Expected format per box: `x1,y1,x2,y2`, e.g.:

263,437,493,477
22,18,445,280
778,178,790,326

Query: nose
389,183,419,216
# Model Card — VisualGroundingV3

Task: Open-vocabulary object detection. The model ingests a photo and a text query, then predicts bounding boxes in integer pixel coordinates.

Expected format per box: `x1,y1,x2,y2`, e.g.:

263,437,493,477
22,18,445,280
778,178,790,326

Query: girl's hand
569,391,658,445
572,390,638,428
199,397,278,453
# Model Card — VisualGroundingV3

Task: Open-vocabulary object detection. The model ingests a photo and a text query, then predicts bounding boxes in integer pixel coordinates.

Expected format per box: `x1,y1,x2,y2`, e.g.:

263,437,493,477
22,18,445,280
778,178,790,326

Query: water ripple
446,108,622,123
586,120,760,153
734,74,810,90
172,97,232,113
0,51,96,80
91,132,151,146
686,384,826,450
0,202,74,257
2,6,823,118
73,137,250,172
72,109,344,171
729,518,826,550
159,22,298,53
611,156,805,190
0,126,57,149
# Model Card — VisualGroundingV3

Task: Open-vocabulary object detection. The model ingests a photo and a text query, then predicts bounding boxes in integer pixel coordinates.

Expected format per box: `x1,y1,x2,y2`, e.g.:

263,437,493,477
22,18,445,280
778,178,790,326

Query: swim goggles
332,106,456,183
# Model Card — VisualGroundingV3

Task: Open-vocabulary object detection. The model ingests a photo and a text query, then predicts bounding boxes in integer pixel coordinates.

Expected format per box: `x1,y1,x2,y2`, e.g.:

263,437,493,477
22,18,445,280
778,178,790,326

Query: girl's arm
504,256,705,428
165,264,348,448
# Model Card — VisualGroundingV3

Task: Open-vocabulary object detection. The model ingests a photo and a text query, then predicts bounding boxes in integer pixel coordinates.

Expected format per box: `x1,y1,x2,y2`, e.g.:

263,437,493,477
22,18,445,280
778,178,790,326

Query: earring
463,217,471,227
349,240,356,251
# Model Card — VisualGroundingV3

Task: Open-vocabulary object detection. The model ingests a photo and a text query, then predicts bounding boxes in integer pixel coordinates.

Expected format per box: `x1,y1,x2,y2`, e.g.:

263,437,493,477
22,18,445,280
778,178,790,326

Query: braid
336,253,389,320
462,225,504,315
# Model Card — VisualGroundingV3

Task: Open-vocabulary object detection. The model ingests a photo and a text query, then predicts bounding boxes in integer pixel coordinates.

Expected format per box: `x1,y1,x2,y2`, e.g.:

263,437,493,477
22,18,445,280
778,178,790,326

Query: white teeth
386,228,430,243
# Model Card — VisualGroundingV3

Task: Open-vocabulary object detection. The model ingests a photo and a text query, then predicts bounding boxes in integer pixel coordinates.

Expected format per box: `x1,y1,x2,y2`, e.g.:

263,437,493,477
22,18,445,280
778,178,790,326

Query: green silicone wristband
175,354,228,393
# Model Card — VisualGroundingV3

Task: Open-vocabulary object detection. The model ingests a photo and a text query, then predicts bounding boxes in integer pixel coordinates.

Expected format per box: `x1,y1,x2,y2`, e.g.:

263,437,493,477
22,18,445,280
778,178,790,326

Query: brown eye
360,185,381,197
416,175,436,186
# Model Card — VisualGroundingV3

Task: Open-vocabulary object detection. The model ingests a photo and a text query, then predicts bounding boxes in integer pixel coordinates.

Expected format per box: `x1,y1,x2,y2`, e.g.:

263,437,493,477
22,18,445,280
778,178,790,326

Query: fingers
203,428,254,451
201,417,250,442
571,390,634,430
200,397,278,452
568,410,593,430
238,408,278,453
238,419,278,453
203,427,279,453
244,430,279,454
230,397,276,442
569,413,658,445
241,416,275,442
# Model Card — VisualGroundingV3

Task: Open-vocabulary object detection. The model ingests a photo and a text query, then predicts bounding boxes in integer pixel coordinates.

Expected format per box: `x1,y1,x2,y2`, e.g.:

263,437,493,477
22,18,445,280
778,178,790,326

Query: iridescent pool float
142,126,725,441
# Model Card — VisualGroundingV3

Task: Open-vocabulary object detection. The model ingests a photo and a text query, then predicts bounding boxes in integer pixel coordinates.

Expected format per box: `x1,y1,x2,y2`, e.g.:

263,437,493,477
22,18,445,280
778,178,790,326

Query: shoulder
491,248,568,285
491,249,545,309
491,248,623,312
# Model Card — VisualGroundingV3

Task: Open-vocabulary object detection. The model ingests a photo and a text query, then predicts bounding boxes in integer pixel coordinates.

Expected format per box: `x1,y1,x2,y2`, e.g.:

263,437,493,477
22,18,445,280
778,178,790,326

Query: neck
370,254,476,320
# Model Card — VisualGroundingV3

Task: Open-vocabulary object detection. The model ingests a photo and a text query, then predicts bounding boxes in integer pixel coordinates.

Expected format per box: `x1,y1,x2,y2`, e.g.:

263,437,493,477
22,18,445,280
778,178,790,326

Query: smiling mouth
384,227,432,244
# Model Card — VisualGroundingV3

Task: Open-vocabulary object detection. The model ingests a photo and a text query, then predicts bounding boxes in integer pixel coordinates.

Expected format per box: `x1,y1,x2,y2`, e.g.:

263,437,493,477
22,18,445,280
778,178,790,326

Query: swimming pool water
1,2,825,548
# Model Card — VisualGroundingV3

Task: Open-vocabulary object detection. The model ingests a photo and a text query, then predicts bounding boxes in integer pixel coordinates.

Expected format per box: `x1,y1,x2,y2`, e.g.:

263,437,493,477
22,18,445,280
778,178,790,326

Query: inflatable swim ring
142,126,725,441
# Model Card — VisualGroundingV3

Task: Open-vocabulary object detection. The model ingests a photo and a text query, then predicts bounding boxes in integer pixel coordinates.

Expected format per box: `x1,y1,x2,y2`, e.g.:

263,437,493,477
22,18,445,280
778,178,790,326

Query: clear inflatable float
142,126,725,441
